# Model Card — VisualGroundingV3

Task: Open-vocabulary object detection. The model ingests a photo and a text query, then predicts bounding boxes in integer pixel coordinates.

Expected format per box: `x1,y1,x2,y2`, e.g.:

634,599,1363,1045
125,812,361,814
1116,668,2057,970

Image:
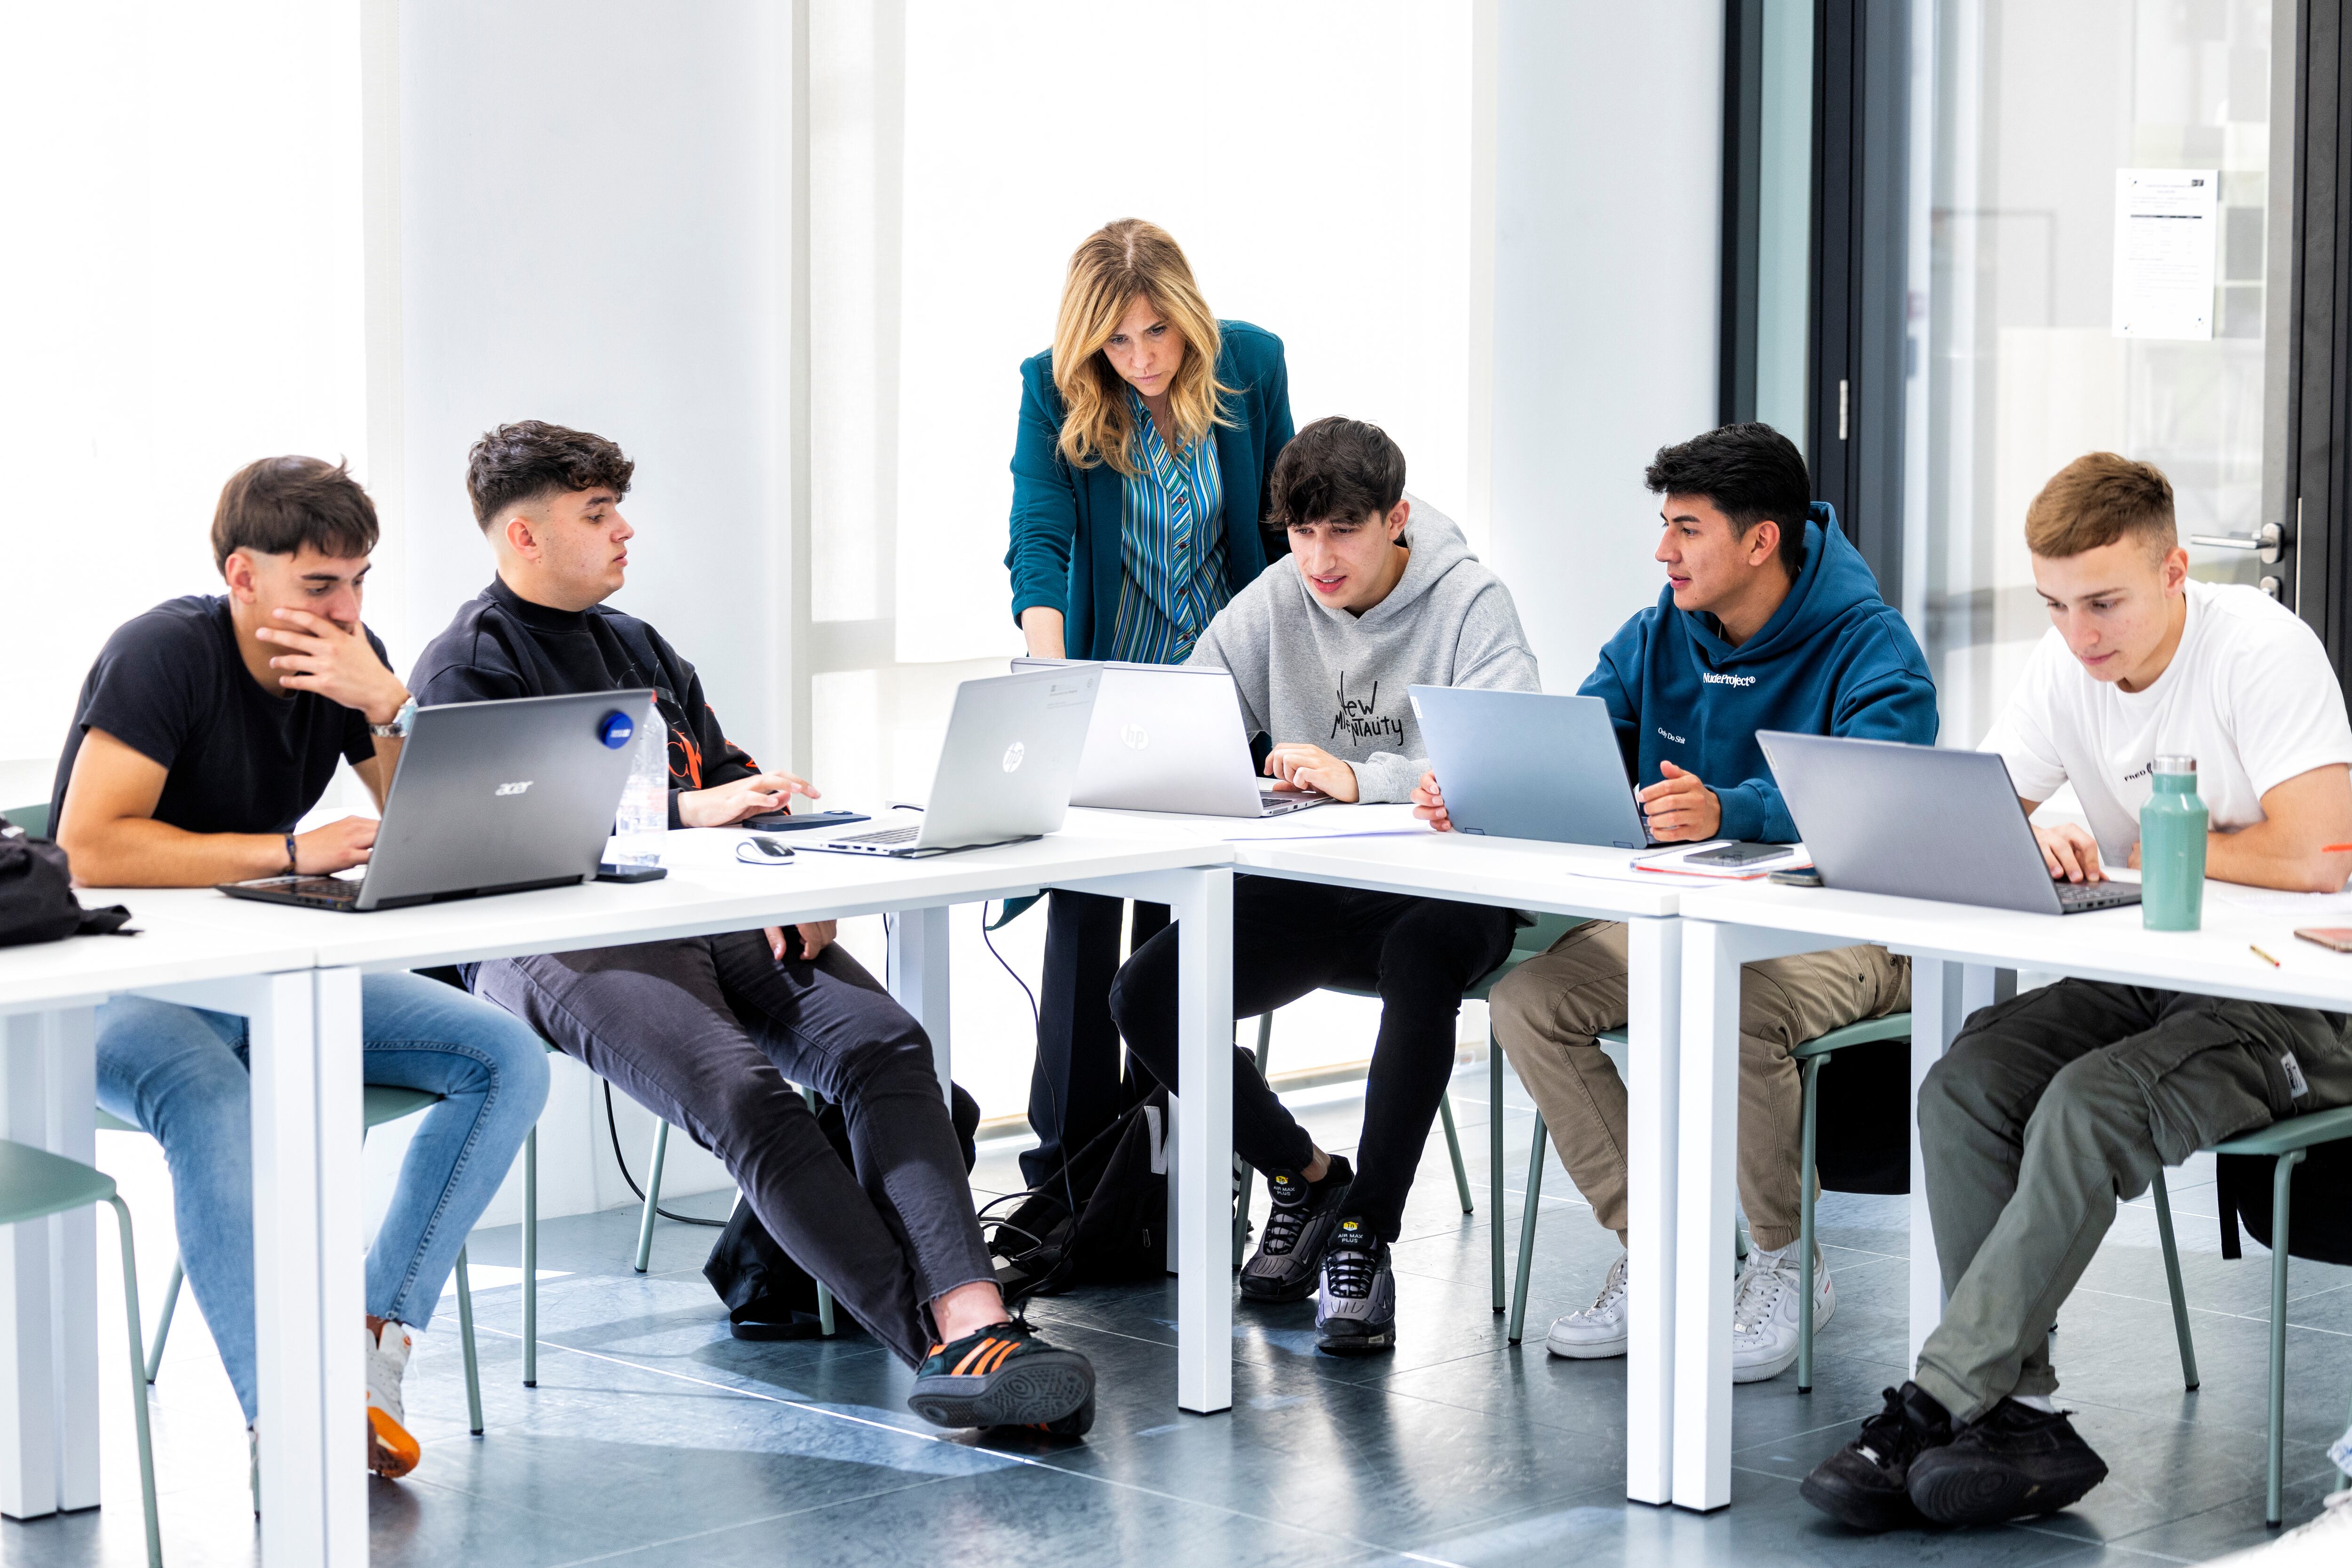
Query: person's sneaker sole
1237,1269,1319,1305
907,1347,1095,1430
1907,1445,2107,1527
1315,1320,1395,1355
1799,1465,1925,1533
1731,1340,1799,1383
366,1406,421,1479
1545,1327,1628,1360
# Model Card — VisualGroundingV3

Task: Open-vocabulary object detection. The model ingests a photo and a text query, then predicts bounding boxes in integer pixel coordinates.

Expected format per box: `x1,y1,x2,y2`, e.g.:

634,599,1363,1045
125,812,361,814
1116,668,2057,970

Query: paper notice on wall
2112,168,2217,340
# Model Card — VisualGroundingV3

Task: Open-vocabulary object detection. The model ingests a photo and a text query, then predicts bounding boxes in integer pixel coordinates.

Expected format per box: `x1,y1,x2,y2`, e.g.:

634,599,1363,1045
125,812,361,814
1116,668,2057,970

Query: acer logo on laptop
494,780,533,796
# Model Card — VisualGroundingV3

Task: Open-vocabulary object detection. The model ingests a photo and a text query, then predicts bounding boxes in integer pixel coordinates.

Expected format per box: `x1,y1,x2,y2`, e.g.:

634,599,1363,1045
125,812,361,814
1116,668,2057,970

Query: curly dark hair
465,420,636,530
1269,416,1408,527
1644,422,1812,574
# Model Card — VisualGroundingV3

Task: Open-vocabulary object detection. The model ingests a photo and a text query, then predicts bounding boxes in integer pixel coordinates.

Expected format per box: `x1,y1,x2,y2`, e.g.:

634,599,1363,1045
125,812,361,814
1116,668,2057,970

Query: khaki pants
1490,921,1909,1251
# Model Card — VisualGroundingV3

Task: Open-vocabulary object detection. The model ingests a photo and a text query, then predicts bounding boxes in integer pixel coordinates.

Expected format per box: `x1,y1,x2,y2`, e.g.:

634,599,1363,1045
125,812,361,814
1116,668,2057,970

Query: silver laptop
1409,687,1652,847
219,690,650,912
803,666,1099,858
1012,659,1328,817
1757,731,2142,915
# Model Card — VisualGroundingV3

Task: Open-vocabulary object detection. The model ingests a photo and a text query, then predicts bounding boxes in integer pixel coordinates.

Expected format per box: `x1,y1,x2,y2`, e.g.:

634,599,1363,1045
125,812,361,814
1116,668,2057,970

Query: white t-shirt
1981,579,2352,865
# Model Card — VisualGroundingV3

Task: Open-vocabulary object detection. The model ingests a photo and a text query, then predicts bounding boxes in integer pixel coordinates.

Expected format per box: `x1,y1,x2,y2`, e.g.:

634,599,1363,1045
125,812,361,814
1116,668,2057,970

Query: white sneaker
1729,1242,1833,1384
365,1320,421,1478
1545,1251,1630,1360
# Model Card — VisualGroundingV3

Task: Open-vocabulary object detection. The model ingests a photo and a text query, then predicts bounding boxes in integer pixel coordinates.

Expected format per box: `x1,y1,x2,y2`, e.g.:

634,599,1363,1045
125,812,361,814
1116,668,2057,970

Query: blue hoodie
1581,503,1938,843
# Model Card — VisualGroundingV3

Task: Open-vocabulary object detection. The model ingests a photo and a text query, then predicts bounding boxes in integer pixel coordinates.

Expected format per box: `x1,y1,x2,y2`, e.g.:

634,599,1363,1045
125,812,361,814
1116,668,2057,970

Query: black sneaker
1313,1217,1397,1355
1799,1382,1954,1532
1906,1399,2107,1525
906,1319,1095,1432
1239,1155,1353,1304
991,1393,1096,1441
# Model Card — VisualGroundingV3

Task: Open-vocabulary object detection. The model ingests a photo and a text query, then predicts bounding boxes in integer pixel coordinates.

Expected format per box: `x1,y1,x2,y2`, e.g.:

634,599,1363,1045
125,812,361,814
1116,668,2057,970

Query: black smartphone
743,810,872,832
595,862,669,883
1685,842,1795,868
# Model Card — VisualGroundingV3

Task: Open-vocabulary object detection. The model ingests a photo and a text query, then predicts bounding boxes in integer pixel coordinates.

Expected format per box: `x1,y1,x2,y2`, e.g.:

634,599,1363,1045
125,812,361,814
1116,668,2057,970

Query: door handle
2189,522,2283,563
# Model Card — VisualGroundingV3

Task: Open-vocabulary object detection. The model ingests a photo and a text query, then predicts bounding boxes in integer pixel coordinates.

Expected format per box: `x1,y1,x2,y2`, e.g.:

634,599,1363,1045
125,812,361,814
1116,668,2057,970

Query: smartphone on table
2294,927,2352,953
1685,842,1795,868
743,810,871,833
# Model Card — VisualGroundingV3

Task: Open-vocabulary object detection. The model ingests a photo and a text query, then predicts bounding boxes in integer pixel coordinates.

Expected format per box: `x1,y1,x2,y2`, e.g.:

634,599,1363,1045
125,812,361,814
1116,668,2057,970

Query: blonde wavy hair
1052,219,1233,476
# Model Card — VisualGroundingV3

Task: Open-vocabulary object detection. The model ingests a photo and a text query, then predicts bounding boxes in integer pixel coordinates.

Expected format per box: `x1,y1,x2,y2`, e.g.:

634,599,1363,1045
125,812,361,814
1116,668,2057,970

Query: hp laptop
219,690,651,912
1012,659,1329,818
1409,687,1652,848
1757,731,2142,915
803,666,1099,858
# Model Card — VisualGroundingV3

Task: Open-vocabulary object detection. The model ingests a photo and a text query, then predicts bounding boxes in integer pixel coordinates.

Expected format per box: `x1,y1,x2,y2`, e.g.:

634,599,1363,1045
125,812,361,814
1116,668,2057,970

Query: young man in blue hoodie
1417,422,1937,1381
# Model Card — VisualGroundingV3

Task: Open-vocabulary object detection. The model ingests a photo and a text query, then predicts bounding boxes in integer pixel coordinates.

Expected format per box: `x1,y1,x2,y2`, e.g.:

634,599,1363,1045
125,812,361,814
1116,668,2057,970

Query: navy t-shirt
49,595,389,837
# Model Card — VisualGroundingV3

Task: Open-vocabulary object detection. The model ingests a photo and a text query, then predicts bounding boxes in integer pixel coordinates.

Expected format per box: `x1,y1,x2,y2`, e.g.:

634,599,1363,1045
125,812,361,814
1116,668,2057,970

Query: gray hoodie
1184,495,1540,803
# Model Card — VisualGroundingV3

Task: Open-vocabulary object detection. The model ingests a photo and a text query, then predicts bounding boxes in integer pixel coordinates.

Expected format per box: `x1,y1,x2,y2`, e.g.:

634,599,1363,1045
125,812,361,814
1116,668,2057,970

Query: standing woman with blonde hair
1005,218,1295,1184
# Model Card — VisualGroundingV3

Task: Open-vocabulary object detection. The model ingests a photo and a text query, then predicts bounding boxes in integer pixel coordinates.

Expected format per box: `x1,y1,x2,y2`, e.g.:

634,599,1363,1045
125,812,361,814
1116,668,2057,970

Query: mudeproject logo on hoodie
1329,672,1406,746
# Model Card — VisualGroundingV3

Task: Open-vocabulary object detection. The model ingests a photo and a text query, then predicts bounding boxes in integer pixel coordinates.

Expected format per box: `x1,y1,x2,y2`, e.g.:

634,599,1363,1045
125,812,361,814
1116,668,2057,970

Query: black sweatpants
1109,876,1515,1242
1022,890,1168,1186
472,931,993,1367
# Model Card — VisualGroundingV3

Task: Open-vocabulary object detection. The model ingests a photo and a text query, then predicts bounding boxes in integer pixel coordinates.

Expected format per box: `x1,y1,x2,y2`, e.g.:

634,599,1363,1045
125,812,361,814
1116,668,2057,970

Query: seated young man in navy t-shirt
53,456,550,1489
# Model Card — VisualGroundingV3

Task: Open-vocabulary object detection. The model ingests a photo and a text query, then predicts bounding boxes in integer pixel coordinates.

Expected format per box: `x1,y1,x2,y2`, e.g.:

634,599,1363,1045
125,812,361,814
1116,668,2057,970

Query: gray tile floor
11,1059,2351,1567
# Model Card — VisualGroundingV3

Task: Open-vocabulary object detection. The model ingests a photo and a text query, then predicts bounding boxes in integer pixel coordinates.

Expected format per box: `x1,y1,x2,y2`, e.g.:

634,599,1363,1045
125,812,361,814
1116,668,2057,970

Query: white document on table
2112,167,2217,340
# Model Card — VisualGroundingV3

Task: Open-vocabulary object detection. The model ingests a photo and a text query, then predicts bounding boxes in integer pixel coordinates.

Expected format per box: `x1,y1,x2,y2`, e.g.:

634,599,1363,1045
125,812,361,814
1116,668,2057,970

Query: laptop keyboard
834,825,921,847
2057,879,2141,912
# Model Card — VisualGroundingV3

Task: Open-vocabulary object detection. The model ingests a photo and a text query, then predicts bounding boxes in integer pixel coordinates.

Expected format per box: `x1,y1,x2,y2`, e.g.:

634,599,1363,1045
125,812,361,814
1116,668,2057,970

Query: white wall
1488,0,1723,691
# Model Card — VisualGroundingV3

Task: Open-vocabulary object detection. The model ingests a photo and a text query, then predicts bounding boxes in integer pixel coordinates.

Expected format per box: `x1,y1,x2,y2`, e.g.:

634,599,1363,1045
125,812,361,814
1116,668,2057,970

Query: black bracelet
283,832,299,877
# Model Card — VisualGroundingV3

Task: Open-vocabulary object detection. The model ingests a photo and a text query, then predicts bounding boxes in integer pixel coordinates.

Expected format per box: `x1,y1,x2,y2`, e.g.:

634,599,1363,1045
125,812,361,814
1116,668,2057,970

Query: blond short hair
1051,219,1232,477
2025,452,2177,559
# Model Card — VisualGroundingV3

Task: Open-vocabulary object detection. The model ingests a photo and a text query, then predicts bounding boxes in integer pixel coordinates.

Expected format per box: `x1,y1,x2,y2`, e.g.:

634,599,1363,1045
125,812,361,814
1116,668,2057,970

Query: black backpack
2216,1142,2352,1267
984,1086,1171,1298
0,815,132,947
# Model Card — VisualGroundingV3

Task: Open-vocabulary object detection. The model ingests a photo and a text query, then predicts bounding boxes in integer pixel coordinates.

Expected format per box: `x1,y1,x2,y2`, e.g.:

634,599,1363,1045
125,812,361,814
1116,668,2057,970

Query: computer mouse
739,836,794,862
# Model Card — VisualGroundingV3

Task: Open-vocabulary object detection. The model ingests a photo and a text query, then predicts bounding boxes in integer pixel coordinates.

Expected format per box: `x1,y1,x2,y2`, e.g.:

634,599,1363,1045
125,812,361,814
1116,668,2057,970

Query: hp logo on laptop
495,780,533,797
1001,741,1026,773
1120,724,1149,750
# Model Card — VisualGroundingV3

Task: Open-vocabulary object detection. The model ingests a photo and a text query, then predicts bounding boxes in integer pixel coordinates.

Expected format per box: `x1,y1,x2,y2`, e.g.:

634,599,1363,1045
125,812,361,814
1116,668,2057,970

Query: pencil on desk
2249,944,2281,968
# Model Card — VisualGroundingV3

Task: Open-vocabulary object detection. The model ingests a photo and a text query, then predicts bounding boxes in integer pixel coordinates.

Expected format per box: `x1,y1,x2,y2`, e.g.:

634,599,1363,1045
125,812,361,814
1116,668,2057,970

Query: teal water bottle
2140,753,2207,931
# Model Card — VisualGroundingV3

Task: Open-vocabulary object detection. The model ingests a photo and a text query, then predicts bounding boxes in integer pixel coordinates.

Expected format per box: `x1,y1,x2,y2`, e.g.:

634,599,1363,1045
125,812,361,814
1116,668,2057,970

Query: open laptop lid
1012,658,1266,816
354,690,649,910
1756,731,2067,915
911,666,1098,851
1409,687,1651,848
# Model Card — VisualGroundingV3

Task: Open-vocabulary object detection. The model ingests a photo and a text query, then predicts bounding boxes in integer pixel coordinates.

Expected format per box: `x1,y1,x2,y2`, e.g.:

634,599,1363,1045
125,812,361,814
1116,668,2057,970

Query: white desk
17,827,1233,1567
1064,805,1692,1506
1666,876,2352,1513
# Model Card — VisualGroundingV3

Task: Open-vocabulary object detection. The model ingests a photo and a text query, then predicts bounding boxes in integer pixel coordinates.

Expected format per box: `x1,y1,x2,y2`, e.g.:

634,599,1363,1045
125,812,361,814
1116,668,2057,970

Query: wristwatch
370,696,416,740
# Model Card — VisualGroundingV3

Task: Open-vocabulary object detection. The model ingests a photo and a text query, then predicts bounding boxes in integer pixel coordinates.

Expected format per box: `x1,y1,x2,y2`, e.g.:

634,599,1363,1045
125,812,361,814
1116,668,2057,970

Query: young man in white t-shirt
1804,452,2352,1533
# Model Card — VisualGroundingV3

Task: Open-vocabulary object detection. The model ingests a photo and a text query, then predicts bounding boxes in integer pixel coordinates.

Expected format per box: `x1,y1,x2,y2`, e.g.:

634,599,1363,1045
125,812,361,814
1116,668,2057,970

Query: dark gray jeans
1915,979,2352,1421
473,931,993,1367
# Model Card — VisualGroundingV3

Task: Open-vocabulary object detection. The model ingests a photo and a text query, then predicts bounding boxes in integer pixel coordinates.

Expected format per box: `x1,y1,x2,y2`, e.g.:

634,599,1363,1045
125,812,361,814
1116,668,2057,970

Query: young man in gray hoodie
1109,416,1540,1353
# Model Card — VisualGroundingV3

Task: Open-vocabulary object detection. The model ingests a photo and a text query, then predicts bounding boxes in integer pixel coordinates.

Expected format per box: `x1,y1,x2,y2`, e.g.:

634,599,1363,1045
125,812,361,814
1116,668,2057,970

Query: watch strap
283,832,299,878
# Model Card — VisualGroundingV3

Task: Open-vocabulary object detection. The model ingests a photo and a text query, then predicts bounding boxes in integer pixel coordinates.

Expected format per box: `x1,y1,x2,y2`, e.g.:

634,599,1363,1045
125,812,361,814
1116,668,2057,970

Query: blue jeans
95,971,550,1423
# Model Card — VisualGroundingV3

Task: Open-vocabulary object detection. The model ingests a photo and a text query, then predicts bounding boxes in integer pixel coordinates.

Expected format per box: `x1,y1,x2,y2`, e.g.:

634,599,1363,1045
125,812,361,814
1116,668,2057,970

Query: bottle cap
2152,753,2197,775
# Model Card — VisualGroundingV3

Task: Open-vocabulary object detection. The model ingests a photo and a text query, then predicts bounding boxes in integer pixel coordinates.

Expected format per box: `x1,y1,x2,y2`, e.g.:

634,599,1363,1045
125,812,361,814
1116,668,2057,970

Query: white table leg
0,1005,100,1519
1672,920,1740,1512
1905,959,2010,1364
888,905,954,1104
1623,916,1681,1506
1169,867,1232,1415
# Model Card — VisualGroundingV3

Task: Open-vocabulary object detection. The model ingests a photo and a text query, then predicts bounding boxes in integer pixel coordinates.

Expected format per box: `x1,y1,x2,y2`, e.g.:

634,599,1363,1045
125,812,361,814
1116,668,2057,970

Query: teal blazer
1005,320,1295,661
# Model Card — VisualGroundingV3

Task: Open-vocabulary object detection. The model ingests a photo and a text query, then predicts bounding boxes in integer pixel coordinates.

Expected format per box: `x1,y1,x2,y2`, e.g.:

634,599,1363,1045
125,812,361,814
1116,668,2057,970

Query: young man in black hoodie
410,421,1096,1435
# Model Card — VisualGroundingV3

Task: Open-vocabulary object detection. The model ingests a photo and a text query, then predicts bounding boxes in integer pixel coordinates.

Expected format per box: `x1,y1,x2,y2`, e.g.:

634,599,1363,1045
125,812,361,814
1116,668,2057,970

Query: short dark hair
1269,416,1408,527
465,420,636,530
209,456,379,572
1643,422,1812,574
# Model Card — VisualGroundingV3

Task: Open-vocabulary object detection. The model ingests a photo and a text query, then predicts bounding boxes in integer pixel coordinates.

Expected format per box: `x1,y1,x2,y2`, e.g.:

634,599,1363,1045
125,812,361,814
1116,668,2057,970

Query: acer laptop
1757,731,2142,915
803,666,1099,858
1408,687,1653,847
219,690,652,912
1011,658,1329,817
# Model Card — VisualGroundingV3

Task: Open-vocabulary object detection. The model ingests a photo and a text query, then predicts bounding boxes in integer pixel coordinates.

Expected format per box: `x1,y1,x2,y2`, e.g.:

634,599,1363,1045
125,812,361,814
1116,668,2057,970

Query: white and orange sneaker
365,1319,421,1478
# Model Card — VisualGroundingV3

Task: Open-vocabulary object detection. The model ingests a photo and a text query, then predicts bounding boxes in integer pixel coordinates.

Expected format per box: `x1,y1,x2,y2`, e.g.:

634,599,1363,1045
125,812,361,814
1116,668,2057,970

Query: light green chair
108,1084,487,1436
1505,1008,1915,1378
2149,1104,2352,1526
0,1139,161,1566
2,801,49,837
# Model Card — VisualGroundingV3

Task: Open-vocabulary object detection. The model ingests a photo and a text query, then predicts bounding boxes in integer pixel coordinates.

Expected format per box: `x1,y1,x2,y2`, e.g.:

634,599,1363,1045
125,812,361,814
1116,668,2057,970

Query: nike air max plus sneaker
1313,1216,1397,1355
907,1319,1096,1433
1239,1155,1353,1304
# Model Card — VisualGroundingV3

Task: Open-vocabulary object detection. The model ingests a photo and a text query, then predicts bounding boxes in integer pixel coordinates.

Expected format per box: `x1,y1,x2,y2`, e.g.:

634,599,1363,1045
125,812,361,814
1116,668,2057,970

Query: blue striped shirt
1109,390,1228,664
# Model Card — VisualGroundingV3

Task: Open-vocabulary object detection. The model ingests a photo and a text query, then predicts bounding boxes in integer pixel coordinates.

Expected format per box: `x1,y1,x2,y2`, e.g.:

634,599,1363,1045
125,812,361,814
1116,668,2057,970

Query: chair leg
1490,1035,1505,1313
104,1197,162,1568
524,1124,539,1387
2264,1151,2304,1528
144,1257,183,1384
633,1120,670,1274
1508,1111,1548,1345
454,1246,484,1437
1797,1057,1821,1393
800,1086,836,1336
2149,1169,2199,1391
1233,1015,1275,1269
1440,1093,1474,1214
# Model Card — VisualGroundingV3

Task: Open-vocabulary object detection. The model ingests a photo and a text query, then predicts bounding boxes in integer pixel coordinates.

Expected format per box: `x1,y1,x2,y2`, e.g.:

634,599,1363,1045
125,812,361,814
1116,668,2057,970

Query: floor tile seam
537,1475,966,1568
2098,1471,2352,1553
2066,1283,2352,1338
2004,1517,2199,1563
